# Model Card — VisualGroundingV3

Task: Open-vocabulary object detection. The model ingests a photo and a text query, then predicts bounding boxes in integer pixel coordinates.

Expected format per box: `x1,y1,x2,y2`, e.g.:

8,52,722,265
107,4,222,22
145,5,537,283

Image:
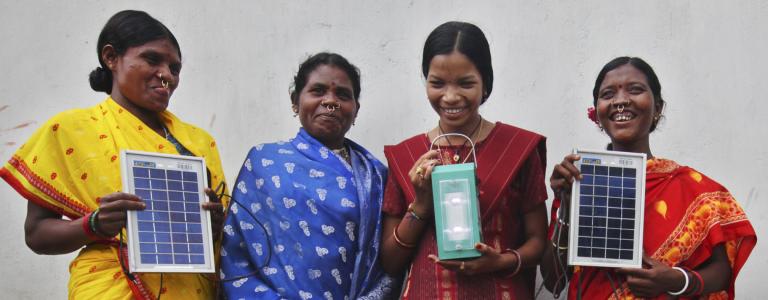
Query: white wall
1,1,765,298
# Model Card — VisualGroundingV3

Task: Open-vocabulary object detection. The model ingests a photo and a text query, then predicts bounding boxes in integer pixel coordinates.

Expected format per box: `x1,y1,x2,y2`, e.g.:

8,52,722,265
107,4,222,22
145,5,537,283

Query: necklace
332,145,351,163
438,117,483,163
161,126,170,140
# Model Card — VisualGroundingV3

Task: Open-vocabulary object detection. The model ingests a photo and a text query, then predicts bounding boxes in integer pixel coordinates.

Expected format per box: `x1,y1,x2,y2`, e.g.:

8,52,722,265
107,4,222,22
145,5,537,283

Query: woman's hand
409,150,442,216
96,192,146,236
549,154,582,207
428,243,515,276
616,254,685,298
201,187,225,242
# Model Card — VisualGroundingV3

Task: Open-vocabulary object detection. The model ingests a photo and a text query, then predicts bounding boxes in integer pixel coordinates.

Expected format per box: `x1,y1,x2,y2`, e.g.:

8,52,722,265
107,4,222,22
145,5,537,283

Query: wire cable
214,182,276,294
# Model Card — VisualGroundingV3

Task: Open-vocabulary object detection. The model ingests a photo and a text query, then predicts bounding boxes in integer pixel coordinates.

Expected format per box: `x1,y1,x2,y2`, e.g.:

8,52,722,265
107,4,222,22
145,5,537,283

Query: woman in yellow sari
0,10,226,299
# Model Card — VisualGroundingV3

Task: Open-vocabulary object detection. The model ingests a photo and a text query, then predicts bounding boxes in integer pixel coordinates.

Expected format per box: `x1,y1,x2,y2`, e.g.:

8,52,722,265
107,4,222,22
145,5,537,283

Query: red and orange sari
549,158,756,299
383,122,547,299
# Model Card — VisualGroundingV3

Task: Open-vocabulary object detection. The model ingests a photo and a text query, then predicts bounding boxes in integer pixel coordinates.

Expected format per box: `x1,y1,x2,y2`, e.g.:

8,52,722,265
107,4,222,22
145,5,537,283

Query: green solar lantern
430,133,482,260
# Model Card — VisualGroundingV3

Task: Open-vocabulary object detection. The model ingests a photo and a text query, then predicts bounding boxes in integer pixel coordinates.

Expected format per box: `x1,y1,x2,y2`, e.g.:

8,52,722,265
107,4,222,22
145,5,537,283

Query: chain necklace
438,117,483,163
332,145,351,164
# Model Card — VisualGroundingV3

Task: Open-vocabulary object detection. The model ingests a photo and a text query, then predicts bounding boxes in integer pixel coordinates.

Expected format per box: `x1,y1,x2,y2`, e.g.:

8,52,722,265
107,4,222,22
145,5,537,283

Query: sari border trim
652,191,748,264
5,155,89,217
1,160,85,219
120,246,156,300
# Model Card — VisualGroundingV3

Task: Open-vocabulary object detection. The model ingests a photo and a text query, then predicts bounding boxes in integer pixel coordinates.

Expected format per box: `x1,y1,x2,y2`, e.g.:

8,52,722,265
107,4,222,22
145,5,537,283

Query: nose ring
617,104,625,113
158,73,170,89
322,100,340,112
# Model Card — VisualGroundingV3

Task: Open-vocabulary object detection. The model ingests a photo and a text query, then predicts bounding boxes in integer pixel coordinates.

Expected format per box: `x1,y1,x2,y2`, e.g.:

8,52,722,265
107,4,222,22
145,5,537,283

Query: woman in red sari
541,57,756,299
380,21,549,299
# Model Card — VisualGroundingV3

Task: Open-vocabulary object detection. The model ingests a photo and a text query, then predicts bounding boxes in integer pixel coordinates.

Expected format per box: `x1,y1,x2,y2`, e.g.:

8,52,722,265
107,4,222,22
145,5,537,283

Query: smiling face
105,38,181,115
426,51,484,131
595,64,662,151
294,64,358,149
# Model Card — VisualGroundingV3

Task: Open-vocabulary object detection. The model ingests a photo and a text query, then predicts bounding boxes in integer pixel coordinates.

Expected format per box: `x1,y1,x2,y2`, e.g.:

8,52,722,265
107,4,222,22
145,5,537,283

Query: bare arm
517,203,548,269
380,150,441,276
617,245,732,297
24,192,145,255
25,201,90,254
540,154,581,293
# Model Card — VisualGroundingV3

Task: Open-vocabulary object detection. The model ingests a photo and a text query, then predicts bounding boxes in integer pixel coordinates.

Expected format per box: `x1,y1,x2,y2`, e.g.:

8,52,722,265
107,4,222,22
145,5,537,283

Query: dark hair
89,10,181,94
422,21,493,103
592,56,666,132
289,52,361,107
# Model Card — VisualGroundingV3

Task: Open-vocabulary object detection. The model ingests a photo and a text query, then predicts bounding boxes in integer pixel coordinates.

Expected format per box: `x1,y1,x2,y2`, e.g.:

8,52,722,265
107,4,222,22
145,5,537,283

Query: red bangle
688,268,704,296
81,212,102,240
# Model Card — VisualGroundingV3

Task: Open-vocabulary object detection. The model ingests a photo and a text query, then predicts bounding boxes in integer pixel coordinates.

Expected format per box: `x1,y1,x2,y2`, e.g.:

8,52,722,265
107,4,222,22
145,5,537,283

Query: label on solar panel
568,149,646,268
121,150,215,273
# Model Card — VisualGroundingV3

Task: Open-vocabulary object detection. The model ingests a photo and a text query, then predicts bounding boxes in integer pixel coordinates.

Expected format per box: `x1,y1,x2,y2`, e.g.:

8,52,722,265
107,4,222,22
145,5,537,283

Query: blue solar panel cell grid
133,167,206,266
568,149,645,268
576,164,636,261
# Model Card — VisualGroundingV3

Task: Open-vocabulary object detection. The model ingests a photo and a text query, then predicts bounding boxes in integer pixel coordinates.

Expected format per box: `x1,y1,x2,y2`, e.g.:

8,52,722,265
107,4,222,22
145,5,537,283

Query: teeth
444,108,464,114
614,113,633,121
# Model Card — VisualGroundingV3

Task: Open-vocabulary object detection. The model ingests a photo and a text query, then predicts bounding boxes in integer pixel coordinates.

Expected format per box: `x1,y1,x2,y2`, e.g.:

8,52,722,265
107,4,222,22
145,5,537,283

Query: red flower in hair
587,107,599,125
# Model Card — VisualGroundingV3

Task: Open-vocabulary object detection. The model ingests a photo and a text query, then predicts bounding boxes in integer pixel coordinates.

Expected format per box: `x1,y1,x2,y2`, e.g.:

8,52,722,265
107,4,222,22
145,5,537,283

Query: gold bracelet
392,224,417,249
407,203,427,221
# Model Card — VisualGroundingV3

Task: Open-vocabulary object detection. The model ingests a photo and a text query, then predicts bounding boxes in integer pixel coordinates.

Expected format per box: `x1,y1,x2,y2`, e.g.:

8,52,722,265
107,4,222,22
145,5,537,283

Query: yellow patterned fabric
1,97,226,300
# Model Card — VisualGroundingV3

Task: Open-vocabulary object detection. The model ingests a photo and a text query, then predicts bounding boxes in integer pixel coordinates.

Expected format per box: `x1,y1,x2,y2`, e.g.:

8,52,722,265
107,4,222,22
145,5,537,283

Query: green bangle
89,209,111,237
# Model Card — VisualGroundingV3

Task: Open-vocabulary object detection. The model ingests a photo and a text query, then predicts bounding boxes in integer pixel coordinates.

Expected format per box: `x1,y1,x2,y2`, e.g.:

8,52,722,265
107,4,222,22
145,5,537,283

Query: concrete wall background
1,1,765,298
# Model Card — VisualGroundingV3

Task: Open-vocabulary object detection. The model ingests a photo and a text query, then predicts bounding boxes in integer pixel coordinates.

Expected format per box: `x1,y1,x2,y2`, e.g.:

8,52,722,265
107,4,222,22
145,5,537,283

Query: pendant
453,154,460,162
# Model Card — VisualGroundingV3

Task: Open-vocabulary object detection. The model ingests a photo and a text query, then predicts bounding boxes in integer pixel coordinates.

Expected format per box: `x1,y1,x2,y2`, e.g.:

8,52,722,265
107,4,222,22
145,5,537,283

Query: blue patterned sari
221,128,396,299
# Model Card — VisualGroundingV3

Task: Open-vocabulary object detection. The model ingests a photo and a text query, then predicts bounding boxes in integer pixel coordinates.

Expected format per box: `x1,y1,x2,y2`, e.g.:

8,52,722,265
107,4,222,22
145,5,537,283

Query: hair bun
89,66,112,93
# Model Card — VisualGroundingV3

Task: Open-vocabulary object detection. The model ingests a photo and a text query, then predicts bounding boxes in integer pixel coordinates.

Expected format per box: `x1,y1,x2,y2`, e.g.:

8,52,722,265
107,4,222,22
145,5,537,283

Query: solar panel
121,150,215,273
567,149,645,268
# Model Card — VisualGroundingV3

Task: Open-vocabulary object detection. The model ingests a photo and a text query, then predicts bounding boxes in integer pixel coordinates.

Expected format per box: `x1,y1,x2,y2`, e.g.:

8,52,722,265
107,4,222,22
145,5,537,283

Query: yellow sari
0,97,226,300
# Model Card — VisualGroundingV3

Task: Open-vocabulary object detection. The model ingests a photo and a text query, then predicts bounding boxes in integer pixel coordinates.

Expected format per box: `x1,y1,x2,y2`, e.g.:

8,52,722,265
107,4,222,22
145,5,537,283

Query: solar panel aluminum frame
121,150,216,273
567,149,646,269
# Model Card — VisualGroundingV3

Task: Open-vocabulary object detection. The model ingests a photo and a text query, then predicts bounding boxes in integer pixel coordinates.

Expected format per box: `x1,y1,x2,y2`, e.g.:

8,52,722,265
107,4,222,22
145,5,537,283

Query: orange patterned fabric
1,97,226,300
550,158,756,300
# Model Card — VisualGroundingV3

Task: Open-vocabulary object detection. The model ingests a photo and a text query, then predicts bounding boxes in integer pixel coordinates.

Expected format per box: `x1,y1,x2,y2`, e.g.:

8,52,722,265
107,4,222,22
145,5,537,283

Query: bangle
683,267,704,296
89,209,112,238
667,267,690,296
82,212,100,240
552,241,568,251
392,225,416,249
407,203,427,221
501,249,522,278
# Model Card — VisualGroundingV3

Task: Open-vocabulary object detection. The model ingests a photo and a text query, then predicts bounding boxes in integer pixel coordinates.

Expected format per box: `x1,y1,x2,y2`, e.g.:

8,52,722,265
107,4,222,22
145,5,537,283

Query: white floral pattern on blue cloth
221,128,397,299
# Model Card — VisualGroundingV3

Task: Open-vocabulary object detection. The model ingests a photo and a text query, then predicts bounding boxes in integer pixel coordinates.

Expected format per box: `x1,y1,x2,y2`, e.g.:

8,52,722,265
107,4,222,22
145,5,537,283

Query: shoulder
657,159,728,192
163,110,216,142
30,105,105,141
245,141,286,158
493,122,546,141
384,133,427,155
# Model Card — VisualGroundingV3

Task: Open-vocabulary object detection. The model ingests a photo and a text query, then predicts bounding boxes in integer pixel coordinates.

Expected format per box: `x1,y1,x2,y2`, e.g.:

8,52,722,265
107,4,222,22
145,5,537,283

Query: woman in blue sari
221,52,396,299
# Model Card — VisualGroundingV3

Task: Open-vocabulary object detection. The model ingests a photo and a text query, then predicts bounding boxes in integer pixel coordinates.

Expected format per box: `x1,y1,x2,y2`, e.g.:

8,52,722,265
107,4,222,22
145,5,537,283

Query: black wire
605,270,621,300
118,231,135,281
536,190,572,299
157,273,163,300
577,267,583,300
119,231,163,299
216,189,275,284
